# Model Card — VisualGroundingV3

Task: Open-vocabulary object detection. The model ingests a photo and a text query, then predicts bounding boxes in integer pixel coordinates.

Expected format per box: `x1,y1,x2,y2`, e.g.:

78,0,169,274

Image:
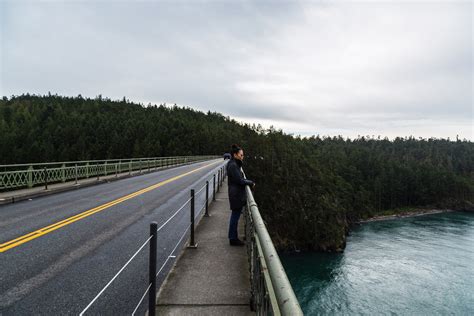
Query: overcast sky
1,0,472,139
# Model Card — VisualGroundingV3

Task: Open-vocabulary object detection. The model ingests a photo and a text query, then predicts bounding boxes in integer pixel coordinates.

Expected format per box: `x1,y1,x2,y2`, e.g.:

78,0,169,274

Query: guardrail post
104,161,108,176
44,167,48,190
148,160,150,173
129,161,132,175
213,174,216,201
75,164,78,184
61,164,66,182
217,170,221,192
188,189,197,248
96,163,100,180
115,163,118,178
86,162,89,178
27,165,33,188
149,222,157,316
139,159,142,174
205,181,210,217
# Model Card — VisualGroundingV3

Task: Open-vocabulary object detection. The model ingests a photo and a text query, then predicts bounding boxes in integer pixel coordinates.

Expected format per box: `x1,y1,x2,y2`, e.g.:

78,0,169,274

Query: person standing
226,144,255,246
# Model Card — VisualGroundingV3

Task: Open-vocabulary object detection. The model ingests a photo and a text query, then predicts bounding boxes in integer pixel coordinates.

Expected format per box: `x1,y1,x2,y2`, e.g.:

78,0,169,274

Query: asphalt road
0,159,226,315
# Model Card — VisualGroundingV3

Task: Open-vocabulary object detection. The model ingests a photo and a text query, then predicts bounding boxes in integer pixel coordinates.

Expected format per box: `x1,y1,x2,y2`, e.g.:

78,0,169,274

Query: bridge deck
155,179,254,315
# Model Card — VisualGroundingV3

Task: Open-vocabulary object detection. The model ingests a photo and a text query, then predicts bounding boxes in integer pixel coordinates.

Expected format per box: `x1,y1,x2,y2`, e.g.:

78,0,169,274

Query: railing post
61,163,66,182
27,165,33,188
205,181,210,217
86,162,89,178
96,163,99,180
75,164,78,184
188,189,197,248
44,167,48,190
217,170,220,192
213,174,216,201
104,161,108,176
149,222,158,316
115,163,118,178
129,161,132,175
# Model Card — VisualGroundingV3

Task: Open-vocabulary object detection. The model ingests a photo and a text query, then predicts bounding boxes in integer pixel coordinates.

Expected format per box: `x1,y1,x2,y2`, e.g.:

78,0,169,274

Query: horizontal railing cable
80,194,193,315
79,235,153,315
131,283,152,316
156,197,192,232
194,182,207,195
156,224,192,277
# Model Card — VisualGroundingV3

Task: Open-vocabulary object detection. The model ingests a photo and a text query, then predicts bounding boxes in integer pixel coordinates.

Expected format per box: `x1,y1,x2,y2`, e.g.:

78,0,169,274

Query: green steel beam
244,170,303,316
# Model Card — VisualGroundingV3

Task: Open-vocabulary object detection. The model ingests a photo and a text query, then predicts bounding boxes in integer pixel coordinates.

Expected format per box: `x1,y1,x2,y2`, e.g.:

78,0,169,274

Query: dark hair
231,144,242,155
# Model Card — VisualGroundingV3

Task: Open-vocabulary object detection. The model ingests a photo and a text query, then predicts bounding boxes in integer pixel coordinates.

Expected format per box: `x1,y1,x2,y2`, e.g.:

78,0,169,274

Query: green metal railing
242,169,303,316
0,156,218,191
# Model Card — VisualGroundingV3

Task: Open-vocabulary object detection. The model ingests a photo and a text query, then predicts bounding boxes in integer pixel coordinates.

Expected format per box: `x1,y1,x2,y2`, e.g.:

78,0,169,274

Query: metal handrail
0,155,219,191
243,169,303,315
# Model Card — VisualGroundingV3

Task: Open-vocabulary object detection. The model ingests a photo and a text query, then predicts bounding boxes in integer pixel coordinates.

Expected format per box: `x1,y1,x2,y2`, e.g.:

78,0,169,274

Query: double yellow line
0,161,220,253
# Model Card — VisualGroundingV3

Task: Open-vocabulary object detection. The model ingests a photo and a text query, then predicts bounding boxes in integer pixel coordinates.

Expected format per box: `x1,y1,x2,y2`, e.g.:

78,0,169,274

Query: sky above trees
1,0,472,140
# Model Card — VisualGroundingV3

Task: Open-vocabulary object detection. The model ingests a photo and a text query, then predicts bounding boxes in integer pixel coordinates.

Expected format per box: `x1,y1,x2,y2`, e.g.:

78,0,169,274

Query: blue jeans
228,208,242,240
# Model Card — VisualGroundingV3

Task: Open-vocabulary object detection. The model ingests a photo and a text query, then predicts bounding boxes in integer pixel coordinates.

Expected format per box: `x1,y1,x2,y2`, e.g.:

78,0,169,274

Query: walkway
155,179,254,315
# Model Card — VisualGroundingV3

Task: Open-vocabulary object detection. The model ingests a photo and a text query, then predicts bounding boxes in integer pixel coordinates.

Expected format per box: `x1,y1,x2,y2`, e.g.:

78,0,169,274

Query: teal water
281,211,474,315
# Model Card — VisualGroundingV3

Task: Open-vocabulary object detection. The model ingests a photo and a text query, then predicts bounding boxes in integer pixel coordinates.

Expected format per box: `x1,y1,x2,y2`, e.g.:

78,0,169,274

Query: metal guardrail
243,169,303,316
0,155,218,191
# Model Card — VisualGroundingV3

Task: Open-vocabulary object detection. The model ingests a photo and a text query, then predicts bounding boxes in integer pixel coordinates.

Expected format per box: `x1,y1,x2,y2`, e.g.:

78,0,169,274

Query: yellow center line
0,160,221,253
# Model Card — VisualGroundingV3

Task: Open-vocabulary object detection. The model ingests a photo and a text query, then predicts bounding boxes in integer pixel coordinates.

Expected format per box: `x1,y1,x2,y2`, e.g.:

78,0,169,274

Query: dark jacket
227,158,254,211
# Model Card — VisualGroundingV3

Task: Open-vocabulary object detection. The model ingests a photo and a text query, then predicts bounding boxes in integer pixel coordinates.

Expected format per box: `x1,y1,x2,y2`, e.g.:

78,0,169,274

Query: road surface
0,159,226,315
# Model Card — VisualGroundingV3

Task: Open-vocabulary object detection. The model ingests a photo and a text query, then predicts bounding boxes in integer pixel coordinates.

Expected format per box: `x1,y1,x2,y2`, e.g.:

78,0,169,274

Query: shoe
229,239,245,246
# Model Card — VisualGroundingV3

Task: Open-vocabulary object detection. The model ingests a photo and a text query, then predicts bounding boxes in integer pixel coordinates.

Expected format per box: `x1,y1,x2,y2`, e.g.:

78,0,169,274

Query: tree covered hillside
1,94,473,251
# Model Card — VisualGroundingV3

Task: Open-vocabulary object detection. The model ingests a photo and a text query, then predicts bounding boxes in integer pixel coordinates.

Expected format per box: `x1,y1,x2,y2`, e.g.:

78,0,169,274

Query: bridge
0,156,303,315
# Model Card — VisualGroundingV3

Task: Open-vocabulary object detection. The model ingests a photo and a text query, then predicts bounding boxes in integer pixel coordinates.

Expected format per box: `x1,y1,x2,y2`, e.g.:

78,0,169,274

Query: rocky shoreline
356,209,456,224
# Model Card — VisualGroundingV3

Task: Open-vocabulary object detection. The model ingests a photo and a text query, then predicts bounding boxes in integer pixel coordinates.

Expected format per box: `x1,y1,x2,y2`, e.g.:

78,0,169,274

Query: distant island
1,94,473,252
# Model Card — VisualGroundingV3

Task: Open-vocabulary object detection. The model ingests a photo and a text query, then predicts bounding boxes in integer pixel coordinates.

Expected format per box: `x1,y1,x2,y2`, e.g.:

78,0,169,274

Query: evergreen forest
1,94,473,251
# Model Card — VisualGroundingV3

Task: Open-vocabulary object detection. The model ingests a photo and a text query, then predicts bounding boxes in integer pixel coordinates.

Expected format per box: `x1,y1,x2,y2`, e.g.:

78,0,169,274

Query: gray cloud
1,0,472,139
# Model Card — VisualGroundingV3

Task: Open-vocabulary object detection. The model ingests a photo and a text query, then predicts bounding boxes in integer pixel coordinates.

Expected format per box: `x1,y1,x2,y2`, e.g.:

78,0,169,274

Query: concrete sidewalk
155,179,254,315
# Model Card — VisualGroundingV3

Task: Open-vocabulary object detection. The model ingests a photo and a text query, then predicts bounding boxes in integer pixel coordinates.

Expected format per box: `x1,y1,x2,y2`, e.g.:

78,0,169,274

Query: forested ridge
1,94,473,251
